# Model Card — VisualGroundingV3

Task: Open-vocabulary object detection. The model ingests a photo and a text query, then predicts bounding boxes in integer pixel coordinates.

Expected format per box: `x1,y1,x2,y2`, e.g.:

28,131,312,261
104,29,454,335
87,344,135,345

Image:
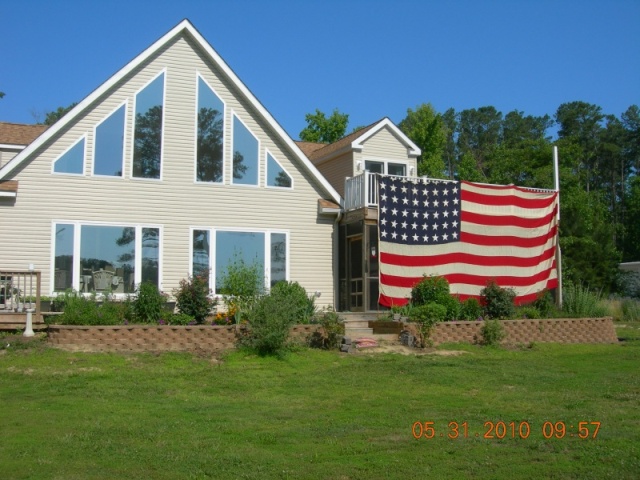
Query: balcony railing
344,172,380,211
0,269,43,332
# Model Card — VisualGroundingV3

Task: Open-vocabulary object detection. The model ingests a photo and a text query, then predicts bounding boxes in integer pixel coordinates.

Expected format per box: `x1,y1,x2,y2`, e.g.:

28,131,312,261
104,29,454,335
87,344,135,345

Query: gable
0,20,340,205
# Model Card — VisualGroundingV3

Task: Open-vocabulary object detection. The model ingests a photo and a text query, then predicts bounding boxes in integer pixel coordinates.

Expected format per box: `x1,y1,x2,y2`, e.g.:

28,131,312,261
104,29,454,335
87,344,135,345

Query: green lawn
0,324,638,479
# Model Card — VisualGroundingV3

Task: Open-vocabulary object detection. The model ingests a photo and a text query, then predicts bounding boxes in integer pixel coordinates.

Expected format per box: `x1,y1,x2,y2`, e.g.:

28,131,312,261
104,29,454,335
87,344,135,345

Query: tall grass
562,283,610,318
621,298,640,321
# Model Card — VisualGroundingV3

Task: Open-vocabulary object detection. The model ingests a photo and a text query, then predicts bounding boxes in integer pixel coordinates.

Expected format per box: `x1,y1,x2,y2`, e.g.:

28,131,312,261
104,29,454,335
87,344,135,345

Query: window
133,73,165,179
54,224,74,290
94,104,126,176
53,137,85,174
53,223,161,294
191,229,288,292
364,160,407,176
266,151,292,188
232,115,259,185
196,76,224,183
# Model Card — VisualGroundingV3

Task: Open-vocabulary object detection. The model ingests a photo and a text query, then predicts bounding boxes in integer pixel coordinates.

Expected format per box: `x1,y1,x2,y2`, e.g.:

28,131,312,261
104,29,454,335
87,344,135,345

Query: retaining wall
407,317,618,346
47,324,321,353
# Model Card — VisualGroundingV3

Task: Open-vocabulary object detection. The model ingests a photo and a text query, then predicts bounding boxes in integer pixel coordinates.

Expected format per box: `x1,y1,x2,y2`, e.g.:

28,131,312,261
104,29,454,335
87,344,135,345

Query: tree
43,103,78,125
0,91,4,99
457,106,503,178
299,108,349,143
398,103,446,178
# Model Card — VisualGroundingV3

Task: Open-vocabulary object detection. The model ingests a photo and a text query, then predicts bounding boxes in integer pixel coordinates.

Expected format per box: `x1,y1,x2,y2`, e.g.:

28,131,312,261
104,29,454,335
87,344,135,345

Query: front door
348,236,364,311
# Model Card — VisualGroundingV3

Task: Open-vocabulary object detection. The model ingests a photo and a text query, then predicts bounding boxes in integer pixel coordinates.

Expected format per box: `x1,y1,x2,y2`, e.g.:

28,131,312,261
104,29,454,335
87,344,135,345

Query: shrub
533,290,557,318
562,283,610,318
162,312,196,326
459,298,483,321
410,303,447,347
56,291,130,326
516,306,541,319
241,293,297,357
313,307,344,350
481,280,516,319
174,274,216,324
133,281,166,324
479,319,506,346
411,275,450,306
217,255,264,323
270,281,316,324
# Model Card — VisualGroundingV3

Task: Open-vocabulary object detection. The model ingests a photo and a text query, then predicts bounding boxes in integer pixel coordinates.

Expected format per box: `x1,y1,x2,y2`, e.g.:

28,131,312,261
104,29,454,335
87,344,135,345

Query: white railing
344,172,380,211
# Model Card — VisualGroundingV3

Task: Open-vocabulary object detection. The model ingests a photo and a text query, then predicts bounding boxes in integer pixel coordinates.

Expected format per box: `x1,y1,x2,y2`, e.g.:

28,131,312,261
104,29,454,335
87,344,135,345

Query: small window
196,76,224,183
54,224,75,291
232,115,259,186
141,227,160,285
388,163,406,176
53,137,85,174
270,233,287,286
266,152,292,188
364,161,384,174
94,104,125,176
133,73,164,179
192,229,211,279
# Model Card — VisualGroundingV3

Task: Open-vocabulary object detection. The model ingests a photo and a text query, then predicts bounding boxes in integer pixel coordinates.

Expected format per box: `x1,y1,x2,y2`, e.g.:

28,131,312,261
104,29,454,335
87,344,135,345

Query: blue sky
1,0,638,140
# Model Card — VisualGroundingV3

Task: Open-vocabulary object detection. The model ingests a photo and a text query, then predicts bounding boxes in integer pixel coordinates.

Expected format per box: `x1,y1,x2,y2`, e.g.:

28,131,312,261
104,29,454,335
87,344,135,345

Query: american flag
377,175,558,307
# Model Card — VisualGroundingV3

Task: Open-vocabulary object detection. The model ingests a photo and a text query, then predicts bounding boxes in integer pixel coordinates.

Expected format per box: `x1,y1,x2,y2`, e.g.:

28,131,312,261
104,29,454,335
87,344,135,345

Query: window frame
131,70,166,182
50,220,163,296
364,158,409,176
92,101,127,178
189,227,289,294
194,73,226,185
265,149,293,190
230,112,260,187
52,135,86,176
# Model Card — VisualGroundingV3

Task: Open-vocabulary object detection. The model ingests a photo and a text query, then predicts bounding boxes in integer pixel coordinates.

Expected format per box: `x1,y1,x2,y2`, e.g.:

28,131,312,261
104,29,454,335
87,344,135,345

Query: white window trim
189,227,290,295
130,69,167,182
265,148,293,190
194,72,227,185
52,135,87,176
92,101,128,178
364,156,410,175
230,111,261,188
50,220,163,296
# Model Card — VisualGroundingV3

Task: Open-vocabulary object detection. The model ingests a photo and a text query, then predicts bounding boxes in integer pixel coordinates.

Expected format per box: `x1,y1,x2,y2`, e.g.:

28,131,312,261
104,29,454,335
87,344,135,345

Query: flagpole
553,145,563,309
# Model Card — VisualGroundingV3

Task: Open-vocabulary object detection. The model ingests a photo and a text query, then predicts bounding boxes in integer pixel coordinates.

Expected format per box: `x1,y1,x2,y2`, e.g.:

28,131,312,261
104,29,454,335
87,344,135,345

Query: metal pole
553,146,563,309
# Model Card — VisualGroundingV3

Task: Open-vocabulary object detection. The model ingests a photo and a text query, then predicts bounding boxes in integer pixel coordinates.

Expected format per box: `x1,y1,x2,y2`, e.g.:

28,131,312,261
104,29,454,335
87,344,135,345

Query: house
0,19,423,312
0,20,557,311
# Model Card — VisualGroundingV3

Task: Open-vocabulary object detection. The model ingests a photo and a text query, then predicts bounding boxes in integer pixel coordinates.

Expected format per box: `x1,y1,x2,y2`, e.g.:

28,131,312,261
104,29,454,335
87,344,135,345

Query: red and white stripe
379,181,559,307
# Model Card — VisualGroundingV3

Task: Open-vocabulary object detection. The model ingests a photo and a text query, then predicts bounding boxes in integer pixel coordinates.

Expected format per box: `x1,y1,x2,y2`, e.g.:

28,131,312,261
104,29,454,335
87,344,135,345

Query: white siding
0,34,336,307
315,151,354,198
360,126,417,172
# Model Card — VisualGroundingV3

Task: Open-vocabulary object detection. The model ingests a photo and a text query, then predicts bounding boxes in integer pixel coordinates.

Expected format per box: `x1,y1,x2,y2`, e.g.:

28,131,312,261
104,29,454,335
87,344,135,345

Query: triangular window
196,76,225,183
133,72,164,179
94,104,125,176
232,114,259,186
53,137,85,174
266,152,292,188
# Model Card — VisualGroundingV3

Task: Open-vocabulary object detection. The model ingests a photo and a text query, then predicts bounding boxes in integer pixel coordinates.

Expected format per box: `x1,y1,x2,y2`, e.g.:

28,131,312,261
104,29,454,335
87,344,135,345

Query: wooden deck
0,312,47,331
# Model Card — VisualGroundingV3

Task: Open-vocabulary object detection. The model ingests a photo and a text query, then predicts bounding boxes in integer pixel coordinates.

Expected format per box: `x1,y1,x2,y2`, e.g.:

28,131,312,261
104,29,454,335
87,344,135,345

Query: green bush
562,283,610,318
459,298,483,321
411,275,451,306
56,291,130,326
481,280,516,319
479,319,506,346
133,281,166,324
162,313,196,326
241,294,297,357
174,275,216,324
516,306,541,319
313,307,344,350
533,290,557,318
217,255,264,323
410,303,447,347
270,281,316,324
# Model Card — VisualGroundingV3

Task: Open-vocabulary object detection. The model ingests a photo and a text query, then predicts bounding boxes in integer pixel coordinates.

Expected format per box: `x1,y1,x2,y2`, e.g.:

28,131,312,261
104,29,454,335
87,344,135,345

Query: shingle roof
0,122,48,147
301,121,380,163
295,141,327,158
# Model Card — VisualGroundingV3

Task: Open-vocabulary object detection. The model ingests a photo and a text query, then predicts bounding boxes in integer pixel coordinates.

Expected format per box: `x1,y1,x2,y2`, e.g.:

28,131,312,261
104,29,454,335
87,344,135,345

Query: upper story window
133,72,165,179
196,76,225,183
94,104,126,177
232,114,259,186
266,151,292,188
365,160,407,176
53,137,85,175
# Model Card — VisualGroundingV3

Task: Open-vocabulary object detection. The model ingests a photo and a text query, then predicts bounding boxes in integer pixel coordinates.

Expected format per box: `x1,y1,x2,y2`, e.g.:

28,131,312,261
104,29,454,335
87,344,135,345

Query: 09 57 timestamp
412,421,601,440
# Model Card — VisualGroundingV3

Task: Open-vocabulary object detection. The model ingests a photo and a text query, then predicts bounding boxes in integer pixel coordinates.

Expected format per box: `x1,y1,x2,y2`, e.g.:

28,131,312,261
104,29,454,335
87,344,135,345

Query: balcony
344,172,381,211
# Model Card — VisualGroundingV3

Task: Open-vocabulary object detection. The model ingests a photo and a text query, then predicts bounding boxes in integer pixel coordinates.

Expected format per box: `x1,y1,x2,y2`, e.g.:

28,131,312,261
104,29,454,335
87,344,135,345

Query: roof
303,118,421,164
0,122,48,147
295,141,327,158
0,19,342,206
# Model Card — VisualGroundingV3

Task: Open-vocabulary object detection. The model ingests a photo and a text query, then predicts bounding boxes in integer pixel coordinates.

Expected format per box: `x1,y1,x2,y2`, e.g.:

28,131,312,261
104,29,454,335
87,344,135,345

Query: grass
0,325,639,479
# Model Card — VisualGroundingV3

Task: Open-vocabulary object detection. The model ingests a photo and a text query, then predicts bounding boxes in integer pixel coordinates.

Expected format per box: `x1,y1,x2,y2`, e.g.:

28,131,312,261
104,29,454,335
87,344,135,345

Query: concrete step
344,327,374,337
